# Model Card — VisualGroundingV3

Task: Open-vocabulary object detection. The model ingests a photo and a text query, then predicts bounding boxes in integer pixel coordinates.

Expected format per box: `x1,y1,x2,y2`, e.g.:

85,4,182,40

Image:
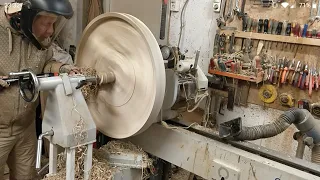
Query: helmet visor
32,11,67,48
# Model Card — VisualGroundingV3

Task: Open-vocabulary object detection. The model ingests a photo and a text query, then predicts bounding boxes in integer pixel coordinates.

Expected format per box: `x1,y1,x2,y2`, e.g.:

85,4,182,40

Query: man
0,0,78,179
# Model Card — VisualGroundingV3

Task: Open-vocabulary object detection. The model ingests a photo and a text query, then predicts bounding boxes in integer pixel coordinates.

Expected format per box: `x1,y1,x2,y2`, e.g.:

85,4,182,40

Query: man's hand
59,64,80,75
0,77,9,91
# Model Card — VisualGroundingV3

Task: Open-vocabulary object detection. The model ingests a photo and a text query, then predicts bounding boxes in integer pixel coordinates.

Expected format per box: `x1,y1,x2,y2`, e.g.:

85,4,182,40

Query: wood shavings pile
100,141,154,179
42,148,122,180
41,141,154,180
79,67,98,100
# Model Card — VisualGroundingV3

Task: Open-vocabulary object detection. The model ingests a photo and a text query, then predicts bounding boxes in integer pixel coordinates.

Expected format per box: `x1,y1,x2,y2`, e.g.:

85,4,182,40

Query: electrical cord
177,0,190,49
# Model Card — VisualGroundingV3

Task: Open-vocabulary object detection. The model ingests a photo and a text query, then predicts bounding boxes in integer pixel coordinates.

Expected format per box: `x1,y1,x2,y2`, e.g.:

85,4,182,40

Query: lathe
6,12,320,180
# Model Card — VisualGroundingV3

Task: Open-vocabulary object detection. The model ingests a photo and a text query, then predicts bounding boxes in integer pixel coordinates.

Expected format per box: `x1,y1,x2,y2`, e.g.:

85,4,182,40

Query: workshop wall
168,0,314,161
168,0,219,75
58,0,85,52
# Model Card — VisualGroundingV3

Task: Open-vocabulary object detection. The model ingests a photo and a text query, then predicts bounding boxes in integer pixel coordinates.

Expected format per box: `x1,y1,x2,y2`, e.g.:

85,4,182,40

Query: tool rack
219,30,320,47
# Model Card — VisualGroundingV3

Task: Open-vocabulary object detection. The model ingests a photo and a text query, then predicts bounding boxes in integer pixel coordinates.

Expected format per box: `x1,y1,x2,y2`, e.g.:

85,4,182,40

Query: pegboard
217,0,320,110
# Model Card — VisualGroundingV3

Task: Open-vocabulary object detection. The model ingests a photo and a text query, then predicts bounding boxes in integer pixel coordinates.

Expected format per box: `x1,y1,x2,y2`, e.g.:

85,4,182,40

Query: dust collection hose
222,108,320,164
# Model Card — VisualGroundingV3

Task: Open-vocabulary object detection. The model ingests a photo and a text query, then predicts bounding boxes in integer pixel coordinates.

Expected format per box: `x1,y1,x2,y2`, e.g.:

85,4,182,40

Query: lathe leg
49,142,58,174
66,147,75,180
84,143,93,180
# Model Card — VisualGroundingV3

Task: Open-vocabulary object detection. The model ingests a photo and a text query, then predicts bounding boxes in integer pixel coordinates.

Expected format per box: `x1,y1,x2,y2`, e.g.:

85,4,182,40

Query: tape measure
279,93,295,107
311,103,320,117
258,85,278,103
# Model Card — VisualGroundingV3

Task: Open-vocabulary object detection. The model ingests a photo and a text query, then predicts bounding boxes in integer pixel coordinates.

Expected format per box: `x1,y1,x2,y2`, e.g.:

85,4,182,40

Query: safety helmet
9,0,73,50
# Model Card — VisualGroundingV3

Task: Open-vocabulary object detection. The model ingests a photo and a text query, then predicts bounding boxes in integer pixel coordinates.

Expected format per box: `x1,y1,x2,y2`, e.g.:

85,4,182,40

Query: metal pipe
36,130,54,170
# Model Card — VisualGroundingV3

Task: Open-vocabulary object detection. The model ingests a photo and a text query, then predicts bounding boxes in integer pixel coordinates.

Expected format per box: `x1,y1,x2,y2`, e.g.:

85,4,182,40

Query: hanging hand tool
258,19,264,33
309,68,314,96
234,0,241,17
268,19,274,34
273,59,280,85
242,13,248,31
291,61,300,85
285,60,294,83
278,58,284,87
291,23,295,36
312,29,317,38
292,23,301,37
246,17,253,32
276,22,283,35
306,68,310,88
300,65,308,89
272,20,278,34
281,59,289,84
316,70,319,91
302,24,308,37
282,21,288,35
297,64,304,87
219,33,227,54
213,32,220,55
264,19,269,34
229,33,236,53
225,0,235,22
238,0,246,19
269,65,275,83
252,19,258,32
285,23,292,36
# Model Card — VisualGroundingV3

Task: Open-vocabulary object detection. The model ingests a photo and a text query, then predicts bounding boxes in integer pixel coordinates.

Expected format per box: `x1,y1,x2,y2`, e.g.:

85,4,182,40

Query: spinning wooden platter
75,13,166,139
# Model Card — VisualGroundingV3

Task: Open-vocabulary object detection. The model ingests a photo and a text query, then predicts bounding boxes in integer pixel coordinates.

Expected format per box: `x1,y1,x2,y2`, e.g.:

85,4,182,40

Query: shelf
209,69,263,83
220,30,320,47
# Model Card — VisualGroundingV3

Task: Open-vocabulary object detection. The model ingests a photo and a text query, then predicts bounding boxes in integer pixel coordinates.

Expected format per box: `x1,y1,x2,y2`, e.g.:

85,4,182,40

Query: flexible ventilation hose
234,108,315,141
312,145,320,164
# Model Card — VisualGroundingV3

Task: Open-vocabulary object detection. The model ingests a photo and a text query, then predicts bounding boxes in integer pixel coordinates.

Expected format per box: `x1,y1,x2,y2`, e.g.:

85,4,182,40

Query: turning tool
259,85,278,104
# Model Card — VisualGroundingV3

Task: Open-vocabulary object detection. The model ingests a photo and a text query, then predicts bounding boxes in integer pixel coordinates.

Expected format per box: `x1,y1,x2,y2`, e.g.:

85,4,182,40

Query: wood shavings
79,67,98,100
41,141,154,180
42,149,122,180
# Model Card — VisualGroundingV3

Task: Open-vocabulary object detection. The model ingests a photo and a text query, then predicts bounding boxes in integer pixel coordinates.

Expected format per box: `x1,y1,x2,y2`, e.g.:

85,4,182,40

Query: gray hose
234,108,310,141
312,144,320,164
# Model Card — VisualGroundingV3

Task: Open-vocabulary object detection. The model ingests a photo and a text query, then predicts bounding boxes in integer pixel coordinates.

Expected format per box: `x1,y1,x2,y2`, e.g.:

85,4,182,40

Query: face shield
31,11,67,49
